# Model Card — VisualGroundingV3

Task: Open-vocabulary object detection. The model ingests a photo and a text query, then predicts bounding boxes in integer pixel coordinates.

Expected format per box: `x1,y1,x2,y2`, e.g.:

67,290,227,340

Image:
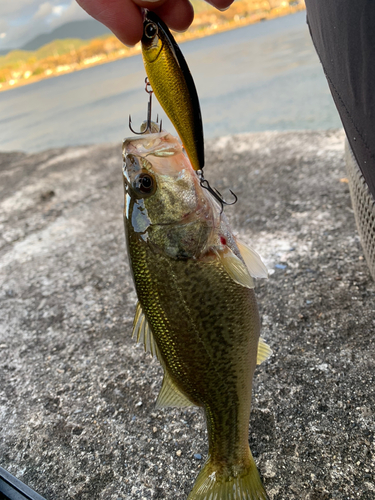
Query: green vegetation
0,35,134,86
0,40,84,69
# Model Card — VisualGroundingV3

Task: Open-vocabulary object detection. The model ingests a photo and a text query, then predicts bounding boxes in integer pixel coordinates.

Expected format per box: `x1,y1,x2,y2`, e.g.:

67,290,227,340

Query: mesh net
346,140,375,280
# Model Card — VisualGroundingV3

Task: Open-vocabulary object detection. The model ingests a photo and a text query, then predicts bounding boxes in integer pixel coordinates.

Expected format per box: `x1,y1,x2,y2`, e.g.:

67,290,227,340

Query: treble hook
198,170,238,214
129,77,163,134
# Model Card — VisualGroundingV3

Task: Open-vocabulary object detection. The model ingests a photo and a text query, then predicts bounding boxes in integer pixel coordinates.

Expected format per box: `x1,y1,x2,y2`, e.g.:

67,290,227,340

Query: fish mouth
122,130,171,158
122,132,187,179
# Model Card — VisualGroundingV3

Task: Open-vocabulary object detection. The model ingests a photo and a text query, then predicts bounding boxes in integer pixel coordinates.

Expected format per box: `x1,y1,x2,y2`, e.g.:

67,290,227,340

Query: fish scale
128,229,258,464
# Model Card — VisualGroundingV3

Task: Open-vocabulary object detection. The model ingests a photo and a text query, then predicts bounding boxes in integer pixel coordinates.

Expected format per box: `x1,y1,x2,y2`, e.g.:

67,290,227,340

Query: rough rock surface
0,129,374,500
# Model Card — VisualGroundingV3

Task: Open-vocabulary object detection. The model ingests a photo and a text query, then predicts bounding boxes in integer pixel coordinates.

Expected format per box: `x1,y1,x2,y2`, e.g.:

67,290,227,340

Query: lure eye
144,22,158,39
133,173,155,196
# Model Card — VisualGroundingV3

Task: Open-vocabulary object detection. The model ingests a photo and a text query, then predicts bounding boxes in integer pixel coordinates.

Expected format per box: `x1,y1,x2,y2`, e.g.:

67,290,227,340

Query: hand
76,0,234,46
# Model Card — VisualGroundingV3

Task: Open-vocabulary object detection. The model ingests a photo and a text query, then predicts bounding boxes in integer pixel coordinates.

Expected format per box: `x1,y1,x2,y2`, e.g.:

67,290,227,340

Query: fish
141,11,204,173
122,125,271,500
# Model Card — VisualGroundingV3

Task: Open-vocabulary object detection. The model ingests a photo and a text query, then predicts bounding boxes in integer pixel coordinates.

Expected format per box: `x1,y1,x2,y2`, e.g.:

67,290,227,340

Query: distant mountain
20,19,112,52
0,48,13,56
0,3,207,56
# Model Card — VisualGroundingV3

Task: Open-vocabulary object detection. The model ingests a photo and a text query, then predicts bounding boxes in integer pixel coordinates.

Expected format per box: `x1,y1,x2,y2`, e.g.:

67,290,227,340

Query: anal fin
257,338,273,365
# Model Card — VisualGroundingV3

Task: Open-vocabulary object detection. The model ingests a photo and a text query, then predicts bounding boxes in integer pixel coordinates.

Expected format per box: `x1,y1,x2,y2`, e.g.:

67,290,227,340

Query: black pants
305,0,375,197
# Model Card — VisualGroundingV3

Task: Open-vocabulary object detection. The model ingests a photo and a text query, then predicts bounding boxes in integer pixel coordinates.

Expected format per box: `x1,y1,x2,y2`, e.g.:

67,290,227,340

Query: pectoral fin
236,238,268,279
156,371,197,408
132,302,160,359
214,247,254,289
257,338,273,364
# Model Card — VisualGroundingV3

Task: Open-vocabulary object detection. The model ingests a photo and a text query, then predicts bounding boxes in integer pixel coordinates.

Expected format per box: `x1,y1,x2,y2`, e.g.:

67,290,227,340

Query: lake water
0,11,341,153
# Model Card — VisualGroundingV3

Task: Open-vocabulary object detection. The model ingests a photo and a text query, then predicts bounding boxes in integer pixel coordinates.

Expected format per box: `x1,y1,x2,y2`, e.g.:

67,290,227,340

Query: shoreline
0,5,305,93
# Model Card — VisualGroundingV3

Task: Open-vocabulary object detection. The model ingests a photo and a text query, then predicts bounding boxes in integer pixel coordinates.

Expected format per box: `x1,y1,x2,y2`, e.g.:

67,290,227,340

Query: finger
204,0,234,10
152,0,194,32
76,0,144,46
132,0,168,7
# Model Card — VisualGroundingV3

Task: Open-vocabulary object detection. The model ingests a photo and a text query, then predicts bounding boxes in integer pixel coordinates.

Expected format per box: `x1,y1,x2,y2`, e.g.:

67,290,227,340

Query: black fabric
0,466,46,500
305,0,375,198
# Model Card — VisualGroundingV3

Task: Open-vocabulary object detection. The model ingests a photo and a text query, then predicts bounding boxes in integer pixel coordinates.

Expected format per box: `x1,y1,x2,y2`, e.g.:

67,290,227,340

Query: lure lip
141,10,205,172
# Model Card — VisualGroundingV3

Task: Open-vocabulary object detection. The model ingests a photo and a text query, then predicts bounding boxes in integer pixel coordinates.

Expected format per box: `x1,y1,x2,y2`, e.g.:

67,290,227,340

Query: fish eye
144,22,158,39
133,173,155,196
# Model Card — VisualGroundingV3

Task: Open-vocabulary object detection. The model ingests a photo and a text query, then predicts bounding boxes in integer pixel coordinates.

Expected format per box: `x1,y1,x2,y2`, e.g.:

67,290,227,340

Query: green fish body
122,129,270,500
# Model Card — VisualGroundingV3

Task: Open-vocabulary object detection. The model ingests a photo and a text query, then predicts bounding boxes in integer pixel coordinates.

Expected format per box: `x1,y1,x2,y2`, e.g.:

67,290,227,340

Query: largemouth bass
122,127,270,500
141,11,204,172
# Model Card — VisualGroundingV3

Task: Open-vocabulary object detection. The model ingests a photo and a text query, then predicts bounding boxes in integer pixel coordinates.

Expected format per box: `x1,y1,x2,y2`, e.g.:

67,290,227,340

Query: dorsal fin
156,371,197,408
132,302,160,359
132,303,196,408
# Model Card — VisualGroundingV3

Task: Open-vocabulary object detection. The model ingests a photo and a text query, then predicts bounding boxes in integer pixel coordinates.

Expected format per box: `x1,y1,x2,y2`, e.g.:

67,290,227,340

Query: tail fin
187,452,269,500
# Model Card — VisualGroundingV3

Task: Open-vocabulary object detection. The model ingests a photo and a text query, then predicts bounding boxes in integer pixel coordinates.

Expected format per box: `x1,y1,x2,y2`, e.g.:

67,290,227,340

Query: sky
0,0,91,50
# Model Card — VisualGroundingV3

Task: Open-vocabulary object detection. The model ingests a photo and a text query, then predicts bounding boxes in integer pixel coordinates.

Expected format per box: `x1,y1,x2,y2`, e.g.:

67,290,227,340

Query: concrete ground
0,129,374,500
